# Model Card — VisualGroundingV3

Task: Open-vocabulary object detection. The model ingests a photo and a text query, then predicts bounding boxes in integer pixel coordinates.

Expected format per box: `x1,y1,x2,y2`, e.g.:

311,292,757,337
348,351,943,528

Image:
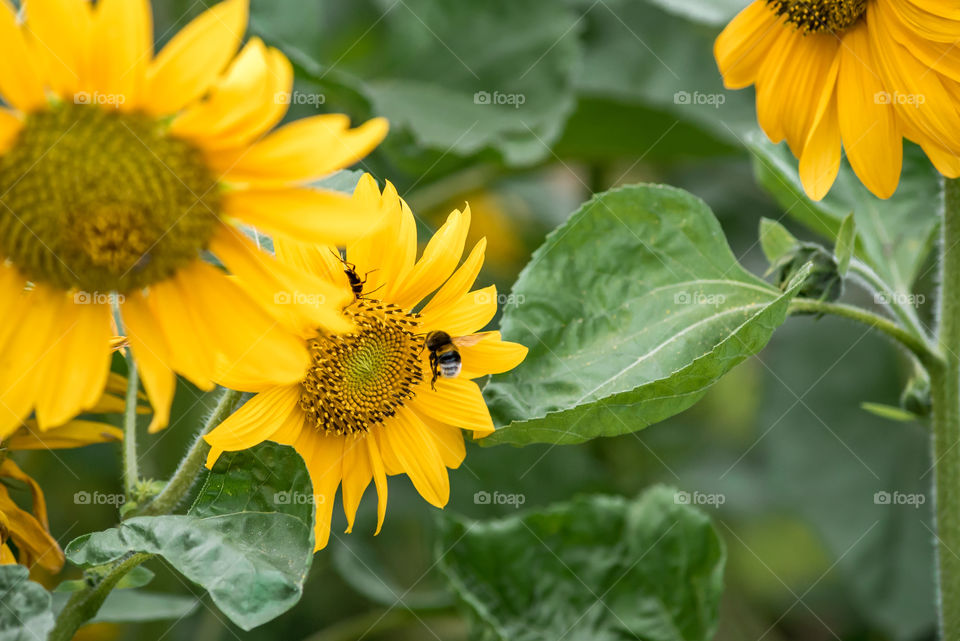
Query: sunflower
715,0,960,200
0,0,388,438
204,174,527,549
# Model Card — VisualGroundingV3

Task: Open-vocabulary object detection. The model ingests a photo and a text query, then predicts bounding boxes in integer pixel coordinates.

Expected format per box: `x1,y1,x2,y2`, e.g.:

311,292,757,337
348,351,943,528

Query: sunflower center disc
0,103,221,293
767,0,867,33
300,300,424,436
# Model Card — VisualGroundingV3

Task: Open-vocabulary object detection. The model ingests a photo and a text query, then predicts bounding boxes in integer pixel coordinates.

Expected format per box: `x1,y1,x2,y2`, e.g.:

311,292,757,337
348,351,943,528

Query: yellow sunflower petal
420,238,486,316
35,298,112,430
122,291,178,433
274,236,346,285
0,0,48,111
799,92,841,201
888,0,960,42
204,385,301,457
409,378,495,437
295,429,344,551
143,0,249,116
341,438,372,534
223,186,386,246
390,206,472,310
209,115,388,186
155,261,311,392
836,22,902,200
458,332,528,379
347,179,418,296
6,420,122,450
23,0,92,96
90,0,151,108
0,544,15,565
378,408,450,508
714,0,783,89
210,224,353,336
418,413,466,469
366,436,389,535
0,483,63,572
419,285,498,337
0,109,22,154
1,459,48,528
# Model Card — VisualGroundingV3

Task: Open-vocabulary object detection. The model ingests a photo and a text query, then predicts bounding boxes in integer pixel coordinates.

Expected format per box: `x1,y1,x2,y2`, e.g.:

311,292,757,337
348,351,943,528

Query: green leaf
0,565,54,641
860,402,920,423
759,218,799,265
251,0,580,166
51,589,199,623
483,184,805,446
749,134,940,293
438,486,725,641
835,212,856,276
65,442,315,631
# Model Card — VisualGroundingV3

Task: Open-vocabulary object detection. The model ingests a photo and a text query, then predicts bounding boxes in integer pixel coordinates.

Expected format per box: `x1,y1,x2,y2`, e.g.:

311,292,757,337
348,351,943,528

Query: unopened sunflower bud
773,243,843,303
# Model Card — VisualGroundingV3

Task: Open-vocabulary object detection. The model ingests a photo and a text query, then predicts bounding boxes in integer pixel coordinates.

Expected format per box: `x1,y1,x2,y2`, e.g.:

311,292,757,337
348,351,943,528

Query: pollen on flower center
300,300,424,436
767,0,867,33
0,103,221,293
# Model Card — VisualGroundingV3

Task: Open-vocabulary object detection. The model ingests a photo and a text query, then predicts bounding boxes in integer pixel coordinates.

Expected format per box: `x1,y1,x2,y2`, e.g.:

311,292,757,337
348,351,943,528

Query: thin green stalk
931,176,960,640
122,349,140,497
48,552,151,641
848,258,931,343
788,298,941,370
140,388,242,516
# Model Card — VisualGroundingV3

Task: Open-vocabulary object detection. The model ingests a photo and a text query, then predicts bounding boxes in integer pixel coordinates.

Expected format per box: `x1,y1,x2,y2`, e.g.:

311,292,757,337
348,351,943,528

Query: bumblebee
424,331,493,390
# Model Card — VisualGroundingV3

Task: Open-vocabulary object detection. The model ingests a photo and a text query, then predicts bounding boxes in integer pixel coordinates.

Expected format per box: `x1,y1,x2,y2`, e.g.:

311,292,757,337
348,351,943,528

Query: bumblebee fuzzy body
424,331,493,390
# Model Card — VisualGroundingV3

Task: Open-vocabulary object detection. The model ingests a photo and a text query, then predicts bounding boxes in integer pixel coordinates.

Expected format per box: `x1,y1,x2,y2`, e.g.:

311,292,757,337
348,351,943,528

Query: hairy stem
932,176,960,640
122,350,140,497
140,388,242,516
788,298,940,370
48,553,151,641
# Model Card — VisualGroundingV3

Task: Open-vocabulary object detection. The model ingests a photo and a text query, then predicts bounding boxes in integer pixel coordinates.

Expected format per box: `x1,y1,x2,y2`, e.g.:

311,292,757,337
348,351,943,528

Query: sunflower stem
48,552,151,641
932,176,960,641
139,388,242,517
121,349,140,498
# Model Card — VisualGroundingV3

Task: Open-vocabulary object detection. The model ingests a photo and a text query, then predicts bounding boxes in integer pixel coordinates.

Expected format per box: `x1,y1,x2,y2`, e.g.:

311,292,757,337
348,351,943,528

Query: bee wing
452,331,497,348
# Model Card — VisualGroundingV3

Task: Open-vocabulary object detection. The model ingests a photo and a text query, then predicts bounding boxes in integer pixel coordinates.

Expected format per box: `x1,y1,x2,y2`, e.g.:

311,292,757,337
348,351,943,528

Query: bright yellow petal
0,0,47,111
714,0,783,89
122,291,178,433
204,385,301,461
347,178,418,297
417,413,466,469
23,0,92,96
378,408,450,508
274,236,346,285
143,0,248,116
34,298,112,430
457,332,528,379
6,420,122,450
419,285,498,337
340,438,372,534
209,115,388,186
0,482,63,572
420,238,485,317
210,224,353,336
223,186,386,246
409,377,495,436
90,0,151,108
799,92,841,201
390,206,472,310
366,436,388,535
295,429,344,551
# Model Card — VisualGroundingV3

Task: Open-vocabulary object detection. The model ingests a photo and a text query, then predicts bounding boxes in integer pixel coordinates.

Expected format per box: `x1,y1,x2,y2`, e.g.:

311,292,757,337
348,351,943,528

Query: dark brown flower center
0,103,221,293
767,0,867,34
300,300,424,436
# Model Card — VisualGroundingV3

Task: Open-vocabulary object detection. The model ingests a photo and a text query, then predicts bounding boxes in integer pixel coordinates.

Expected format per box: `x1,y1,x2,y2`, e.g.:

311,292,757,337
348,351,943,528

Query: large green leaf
483,184,804,446
0,566,53,641
65,442,315,631
750,134,940,293
438,486,725,641
250,0,580,167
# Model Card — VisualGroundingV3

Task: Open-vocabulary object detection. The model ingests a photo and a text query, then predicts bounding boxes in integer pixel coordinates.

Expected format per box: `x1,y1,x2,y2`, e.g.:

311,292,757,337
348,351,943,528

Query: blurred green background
14,0,937,639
